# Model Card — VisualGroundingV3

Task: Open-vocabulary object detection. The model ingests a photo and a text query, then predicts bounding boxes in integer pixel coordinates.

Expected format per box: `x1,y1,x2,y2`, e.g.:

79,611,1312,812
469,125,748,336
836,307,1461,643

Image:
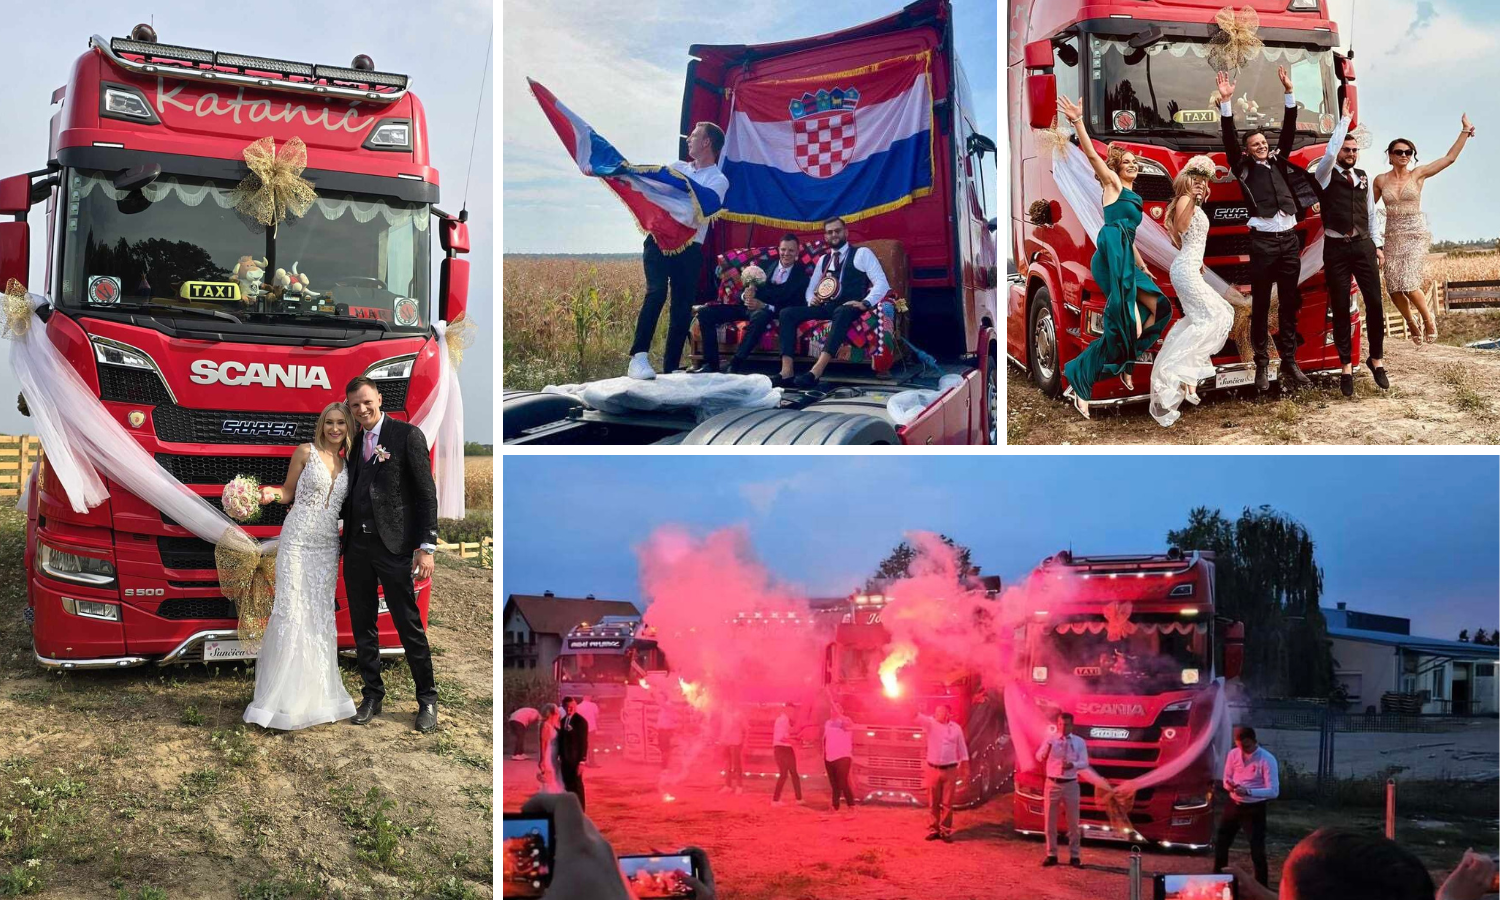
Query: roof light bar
111,38,214,64
215,52,315,77
315,64,408,89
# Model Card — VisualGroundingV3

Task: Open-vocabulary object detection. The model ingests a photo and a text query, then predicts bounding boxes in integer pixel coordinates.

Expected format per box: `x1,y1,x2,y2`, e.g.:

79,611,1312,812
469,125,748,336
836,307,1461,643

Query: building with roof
502,592,642,673
1323,602,1499,716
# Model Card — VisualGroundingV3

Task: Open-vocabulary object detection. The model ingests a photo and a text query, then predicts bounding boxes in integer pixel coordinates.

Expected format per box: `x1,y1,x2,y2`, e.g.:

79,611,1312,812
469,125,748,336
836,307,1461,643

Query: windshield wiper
274,313,391,332
107,302,242,324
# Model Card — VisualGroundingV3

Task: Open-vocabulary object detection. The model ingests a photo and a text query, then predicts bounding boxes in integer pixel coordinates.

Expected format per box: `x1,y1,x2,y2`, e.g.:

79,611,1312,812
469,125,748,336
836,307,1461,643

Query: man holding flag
629,122,729,380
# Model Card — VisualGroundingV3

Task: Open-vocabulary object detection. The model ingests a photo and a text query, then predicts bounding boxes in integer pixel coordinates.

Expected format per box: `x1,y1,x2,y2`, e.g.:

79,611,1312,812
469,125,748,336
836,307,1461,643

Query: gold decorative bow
1099,785,1138,835
1103,600,1137,642
1208,6,1264,73
1034,114,1073,161
230,136,317,231
1349,122,1374,150
445,317,475,368
3,279,31,339
216,528,278,643
1226,285,1280,364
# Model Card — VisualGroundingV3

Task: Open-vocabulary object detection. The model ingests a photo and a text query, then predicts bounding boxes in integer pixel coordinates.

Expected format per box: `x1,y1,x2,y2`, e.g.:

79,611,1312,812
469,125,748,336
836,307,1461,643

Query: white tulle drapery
1051,143,1326,309
406,319,466,520
74,173,428,230
7,289,271,556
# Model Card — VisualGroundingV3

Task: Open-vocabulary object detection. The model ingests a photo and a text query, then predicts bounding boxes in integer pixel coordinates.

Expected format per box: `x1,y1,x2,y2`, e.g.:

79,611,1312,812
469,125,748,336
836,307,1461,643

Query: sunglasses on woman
1390,149,1413,156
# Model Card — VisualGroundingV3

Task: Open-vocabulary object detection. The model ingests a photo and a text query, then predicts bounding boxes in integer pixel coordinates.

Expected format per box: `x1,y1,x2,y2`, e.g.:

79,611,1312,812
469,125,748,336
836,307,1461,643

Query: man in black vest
691,233,811,374
558,696,590,810
342,377,440,732
1310,98,1388,397
774,216,891,390
1218,67,1311,393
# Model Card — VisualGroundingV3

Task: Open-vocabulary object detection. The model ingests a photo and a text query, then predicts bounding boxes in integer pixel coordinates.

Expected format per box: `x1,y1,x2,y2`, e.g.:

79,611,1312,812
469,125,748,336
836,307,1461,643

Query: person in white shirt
771,702,803,805
576,696,601,766
775,216,891,390
508,706,540,760
1216,67,1311,394
628,121,731,380
823,709,856,812
915,703,969,841
717,706,746,795
1035,711,1089,867
1215,725,1280,886
691,234,811,374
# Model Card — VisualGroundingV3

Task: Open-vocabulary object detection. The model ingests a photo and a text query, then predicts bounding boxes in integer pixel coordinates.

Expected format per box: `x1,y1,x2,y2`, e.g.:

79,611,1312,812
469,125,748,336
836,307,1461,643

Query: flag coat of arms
721,52,934,229
529,78,725,255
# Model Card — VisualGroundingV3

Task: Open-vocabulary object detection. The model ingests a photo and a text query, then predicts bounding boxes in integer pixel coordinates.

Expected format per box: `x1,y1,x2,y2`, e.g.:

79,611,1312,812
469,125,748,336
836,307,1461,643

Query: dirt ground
501,752,1491,900
0,507,493,900
1007,339,1500,445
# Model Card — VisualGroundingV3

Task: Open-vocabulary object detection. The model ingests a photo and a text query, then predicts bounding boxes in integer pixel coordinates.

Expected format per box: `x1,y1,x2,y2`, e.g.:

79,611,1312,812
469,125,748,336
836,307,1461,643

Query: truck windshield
60,169,430,331
1087,35,1337,149
557,653,631,684
1029,616,1209,695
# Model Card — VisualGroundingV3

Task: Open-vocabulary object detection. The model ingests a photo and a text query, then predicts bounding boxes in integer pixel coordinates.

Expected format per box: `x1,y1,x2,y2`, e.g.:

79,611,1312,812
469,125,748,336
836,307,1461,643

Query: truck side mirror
1023,40,1055,70
438,257,469,325
0,222,30,289
1222,620,1245,681
0,175,30,215
1026,74,1058,130
1342,85,1359,128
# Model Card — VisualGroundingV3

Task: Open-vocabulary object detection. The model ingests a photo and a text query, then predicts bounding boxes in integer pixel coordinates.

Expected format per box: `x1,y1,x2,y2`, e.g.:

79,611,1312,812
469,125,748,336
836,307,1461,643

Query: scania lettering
1010,550,1245,849
6,26,473,669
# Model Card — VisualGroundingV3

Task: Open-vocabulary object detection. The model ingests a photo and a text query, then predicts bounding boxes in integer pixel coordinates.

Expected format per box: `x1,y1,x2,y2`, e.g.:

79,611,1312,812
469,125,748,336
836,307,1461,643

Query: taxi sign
180,281,241,301
1173,109,1219,125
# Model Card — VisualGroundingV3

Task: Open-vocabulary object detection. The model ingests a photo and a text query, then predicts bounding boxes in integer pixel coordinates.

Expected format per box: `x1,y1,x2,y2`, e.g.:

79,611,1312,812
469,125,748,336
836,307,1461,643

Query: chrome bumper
1080,359,1348,409
34,650,148,670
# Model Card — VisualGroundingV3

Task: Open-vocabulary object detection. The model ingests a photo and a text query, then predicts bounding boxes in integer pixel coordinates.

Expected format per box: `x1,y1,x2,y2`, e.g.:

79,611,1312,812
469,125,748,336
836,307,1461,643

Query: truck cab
556,616,669,758
6,28,471,668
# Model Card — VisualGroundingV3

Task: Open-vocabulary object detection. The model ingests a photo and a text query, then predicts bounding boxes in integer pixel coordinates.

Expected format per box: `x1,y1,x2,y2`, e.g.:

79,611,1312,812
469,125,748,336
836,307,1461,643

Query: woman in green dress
1057,94,1173,418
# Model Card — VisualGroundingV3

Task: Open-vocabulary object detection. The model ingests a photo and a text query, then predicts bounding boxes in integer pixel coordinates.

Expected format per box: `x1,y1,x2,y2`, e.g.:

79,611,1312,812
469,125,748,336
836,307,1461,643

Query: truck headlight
363,119,413,151
92,336,156,370
104,87,155,121
1086,311,1104,336
364,355,416,380
60,597,121,622
1173,791,1212,810
1287,0,1319,11
38,543,117,587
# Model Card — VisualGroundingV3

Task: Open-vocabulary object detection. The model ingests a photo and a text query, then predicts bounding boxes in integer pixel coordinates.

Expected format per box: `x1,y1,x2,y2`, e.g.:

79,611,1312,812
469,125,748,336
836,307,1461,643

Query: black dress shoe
1069,858,1082,868
415,701,438,733
727,359,750,375
793,372,821,390
1366,357,1390,390
1340,373,1354,397
352,698,381,725
1041,856,1058,867
925,832,942,841
1283,360,1312,388
686,363,721,374
771,374,796,389
941,834,953,843
1254,364,1269,392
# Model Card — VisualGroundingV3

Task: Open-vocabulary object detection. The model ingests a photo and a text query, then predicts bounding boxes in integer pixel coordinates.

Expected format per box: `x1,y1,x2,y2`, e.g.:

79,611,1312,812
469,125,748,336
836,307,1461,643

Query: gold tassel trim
3,279,32,339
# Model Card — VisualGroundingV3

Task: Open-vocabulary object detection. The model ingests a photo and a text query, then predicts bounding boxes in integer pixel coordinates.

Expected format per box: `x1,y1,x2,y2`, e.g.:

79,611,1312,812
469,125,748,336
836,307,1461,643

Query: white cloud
738,472,827,516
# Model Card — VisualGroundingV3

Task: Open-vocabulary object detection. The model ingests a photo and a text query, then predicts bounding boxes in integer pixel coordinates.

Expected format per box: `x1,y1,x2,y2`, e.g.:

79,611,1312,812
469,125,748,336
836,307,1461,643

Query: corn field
503,255,664,390
1426,249,1500,286
464,455,493,511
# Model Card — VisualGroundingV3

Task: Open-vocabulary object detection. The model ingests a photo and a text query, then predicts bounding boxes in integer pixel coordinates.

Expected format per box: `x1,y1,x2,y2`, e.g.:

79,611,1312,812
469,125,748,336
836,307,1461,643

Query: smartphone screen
617,853,697,899
502,814,553,898
1154,873,1237,900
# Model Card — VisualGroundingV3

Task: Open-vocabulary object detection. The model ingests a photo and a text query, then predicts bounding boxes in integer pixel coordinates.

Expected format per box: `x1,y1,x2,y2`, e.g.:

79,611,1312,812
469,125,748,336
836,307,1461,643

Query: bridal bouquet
739,264,768,289
221,475,263,523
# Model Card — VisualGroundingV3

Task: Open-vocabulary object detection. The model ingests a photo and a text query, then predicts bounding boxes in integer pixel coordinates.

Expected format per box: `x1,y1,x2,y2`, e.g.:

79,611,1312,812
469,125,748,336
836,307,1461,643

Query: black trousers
657,729,674,768
778,302,864,358
632,236,704,373
344,529,437,706
1325,236,1385,363
773,745,802,801
825,757,855,809
1248,230,1303,366
695,303,773,368
561,761,586,811
1215,799,1269,885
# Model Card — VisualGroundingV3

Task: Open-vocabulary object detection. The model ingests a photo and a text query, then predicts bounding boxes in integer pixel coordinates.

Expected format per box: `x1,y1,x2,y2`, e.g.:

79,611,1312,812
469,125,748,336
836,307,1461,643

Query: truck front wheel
1027,287,1064,399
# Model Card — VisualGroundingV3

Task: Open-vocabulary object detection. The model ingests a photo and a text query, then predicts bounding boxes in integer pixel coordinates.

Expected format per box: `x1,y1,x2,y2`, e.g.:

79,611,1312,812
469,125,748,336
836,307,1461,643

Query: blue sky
0,0,494,441
502,0,998,253
503,456,1499,642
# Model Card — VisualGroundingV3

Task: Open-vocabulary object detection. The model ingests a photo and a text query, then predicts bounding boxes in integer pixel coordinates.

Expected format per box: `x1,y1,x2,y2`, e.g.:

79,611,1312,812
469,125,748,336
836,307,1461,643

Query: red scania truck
1008,0,1360,411
3,27,471,668
1010,549,1244,849
504,0,1000,445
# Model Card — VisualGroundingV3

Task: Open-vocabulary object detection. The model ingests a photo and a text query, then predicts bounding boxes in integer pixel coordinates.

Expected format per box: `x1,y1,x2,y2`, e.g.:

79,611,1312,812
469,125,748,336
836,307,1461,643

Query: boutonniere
373,444,391,463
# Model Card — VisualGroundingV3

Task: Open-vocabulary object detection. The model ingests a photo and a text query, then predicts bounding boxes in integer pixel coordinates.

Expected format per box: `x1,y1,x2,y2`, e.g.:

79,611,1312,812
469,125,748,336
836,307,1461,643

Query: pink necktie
364,430,376,461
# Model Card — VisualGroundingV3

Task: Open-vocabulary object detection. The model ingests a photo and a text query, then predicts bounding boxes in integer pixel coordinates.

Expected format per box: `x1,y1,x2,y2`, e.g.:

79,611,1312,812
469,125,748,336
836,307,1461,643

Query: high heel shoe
1062,386,1091,420
1424,324,1438,344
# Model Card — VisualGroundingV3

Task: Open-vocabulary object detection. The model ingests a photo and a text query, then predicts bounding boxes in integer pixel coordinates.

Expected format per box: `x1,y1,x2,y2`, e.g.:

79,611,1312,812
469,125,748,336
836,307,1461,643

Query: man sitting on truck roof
774,216,891,390
691,233,810,374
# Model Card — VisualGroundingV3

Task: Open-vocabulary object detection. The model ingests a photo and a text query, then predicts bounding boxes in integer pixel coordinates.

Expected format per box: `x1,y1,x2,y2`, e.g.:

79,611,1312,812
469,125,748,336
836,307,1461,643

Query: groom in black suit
342,376,440,733
558,696,590,810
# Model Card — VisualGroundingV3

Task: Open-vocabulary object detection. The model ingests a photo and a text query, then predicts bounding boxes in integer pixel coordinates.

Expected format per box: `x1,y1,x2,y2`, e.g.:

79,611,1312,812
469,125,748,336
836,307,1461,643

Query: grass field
0,507,493,899
502,255,660,390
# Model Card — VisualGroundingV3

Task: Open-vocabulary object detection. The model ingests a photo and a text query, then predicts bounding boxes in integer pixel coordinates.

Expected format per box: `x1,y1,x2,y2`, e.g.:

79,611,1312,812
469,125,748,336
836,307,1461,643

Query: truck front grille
863,773,924,791
155,453,290,486
859,755,924,772
373,378,408,411
154,406,318,446
157,598,237,620
165,502,288,528
1133,173,1174,202
99,364,171,404
157,536,219,571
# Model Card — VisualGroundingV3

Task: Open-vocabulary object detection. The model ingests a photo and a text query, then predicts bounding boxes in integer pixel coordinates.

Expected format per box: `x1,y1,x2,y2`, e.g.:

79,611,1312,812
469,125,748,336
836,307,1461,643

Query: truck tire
502,390,582,440
682,408,900,445
1028,286,1064,399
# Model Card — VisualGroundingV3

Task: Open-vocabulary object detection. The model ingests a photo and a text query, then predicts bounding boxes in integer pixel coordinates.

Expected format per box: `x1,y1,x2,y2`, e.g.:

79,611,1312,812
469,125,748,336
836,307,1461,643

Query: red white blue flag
529,78,724,254
721,53,934,229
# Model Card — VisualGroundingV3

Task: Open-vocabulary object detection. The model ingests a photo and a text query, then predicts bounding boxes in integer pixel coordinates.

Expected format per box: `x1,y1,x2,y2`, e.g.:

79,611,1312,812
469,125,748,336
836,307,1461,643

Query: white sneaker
627,352,656,380
510,754,525,760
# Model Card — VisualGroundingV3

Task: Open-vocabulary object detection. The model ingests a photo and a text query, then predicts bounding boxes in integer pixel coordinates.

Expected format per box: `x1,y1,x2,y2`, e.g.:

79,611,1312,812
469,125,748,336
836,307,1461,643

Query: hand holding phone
617,853,700,898
1437,849,1499,900
518,792,634,900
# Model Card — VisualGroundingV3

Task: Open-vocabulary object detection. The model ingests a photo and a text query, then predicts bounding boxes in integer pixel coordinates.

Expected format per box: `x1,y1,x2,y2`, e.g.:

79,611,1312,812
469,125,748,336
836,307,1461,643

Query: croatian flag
529,78,723,255
721,52,933,229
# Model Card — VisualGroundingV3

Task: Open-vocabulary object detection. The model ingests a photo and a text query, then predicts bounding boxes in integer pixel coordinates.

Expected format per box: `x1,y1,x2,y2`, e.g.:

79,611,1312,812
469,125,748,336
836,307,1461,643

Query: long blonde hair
313,401,354,458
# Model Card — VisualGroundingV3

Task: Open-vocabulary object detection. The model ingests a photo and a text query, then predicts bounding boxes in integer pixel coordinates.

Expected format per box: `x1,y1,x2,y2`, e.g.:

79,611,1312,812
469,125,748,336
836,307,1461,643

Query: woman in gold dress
1375,114,1476,346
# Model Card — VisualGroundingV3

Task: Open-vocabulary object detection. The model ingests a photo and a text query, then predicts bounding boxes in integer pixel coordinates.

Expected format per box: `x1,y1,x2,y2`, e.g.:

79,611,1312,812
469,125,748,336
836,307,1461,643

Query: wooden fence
436,535,493,568
1444,279,1500,312
0,435,41,500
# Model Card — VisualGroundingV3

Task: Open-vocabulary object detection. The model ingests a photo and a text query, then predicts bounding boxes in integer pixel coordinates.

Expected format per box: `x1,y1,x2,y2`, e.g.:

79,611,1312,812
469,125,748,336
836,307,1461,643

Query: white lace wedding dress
1150,207,1234,427
244,446,357,730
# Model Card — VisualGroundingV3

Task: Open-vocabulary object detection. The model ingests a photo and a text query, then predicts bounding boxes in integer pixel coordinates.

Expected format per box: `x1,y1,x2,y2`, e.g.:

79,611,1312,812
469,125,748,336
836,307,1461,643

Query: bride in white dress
1151,157,1235,427
537,703,566,793
244,402,358,730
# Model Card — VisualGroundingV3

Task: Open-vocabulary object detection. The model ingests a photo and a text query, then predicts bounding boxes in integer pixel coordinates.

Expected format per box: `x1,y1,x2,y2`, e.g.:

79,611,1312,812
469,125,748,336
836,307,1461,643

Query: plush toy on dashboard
232,256,268,303
286,262,320,302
